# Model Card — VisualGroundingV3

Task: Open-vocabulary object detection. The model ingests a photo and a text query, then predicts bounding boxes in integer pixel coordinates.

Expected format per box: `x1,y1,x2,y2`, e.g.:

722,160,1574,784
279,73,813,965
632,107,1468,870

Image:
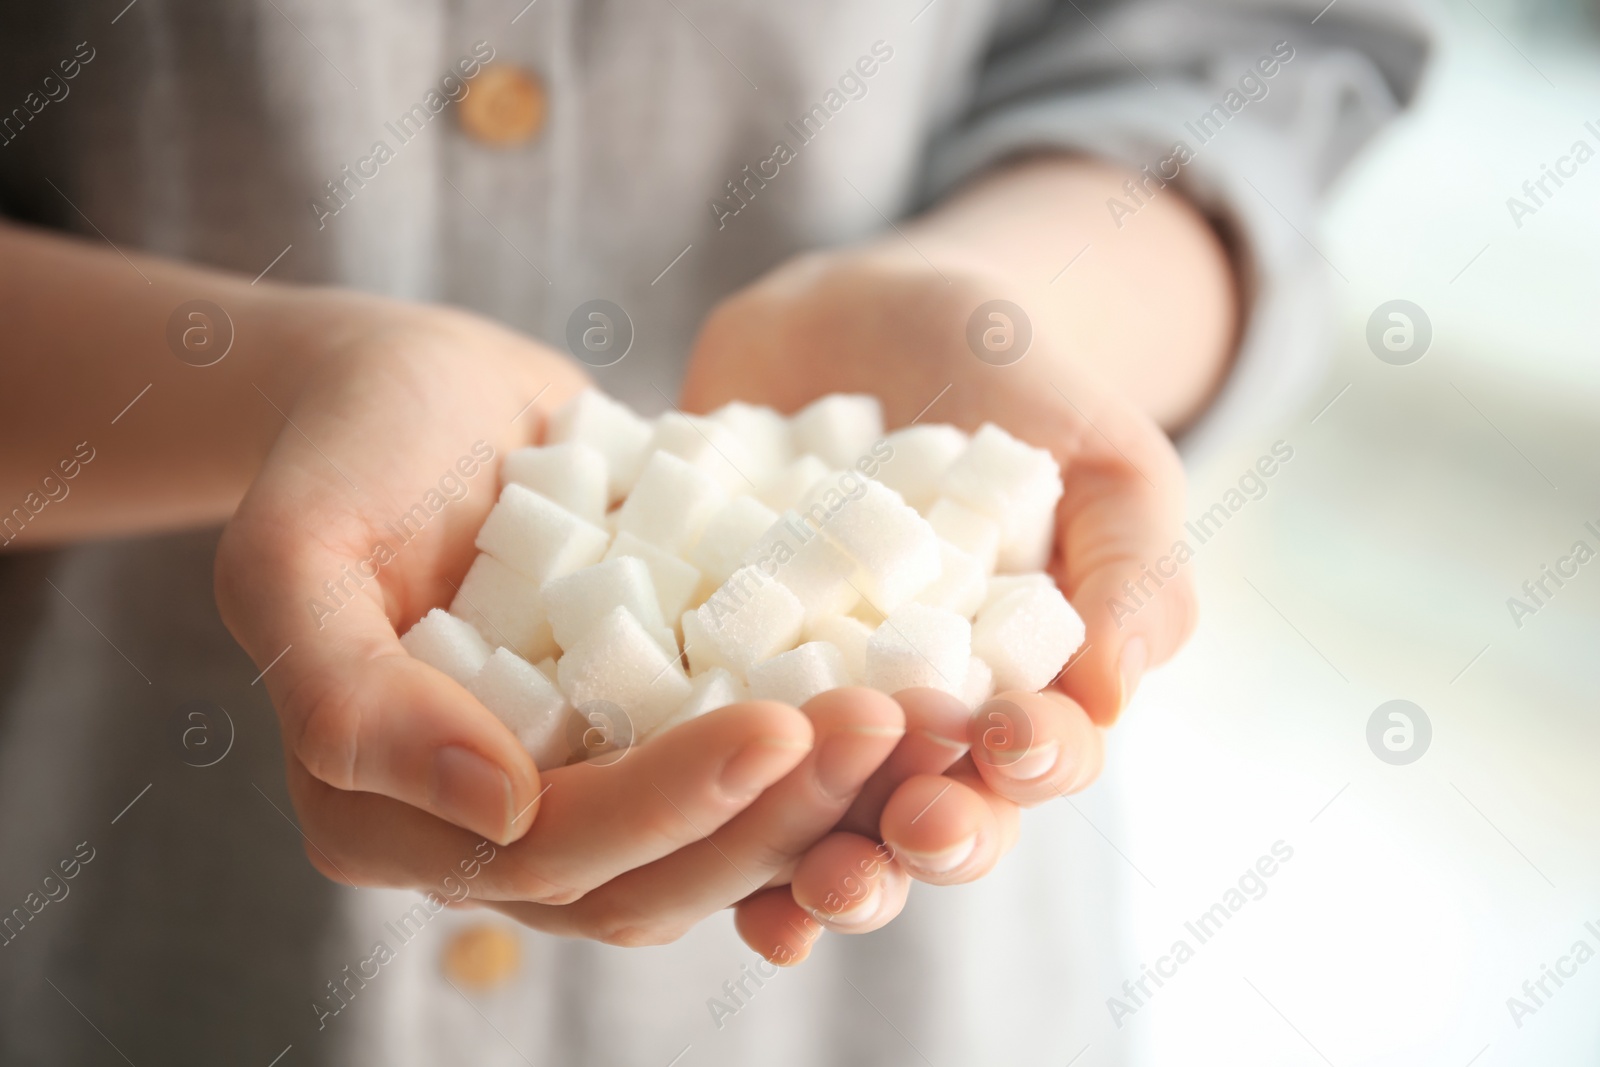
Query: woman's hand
683,158,1231,958
216,299,910,945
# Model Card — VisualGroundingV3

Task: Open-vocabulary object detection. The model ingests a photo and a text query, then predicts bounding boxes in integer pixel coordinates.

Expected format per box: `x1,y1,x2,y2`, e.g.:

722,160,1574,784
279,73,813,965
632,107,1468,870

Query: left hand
680,241,1197,960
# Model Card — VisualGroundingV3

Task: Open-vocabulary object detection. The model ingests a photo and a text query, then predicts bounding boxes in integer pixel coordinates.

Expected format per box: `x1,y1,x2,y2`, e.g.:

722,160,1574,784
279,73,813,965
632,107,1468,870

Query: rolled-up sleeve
922,0,1434,455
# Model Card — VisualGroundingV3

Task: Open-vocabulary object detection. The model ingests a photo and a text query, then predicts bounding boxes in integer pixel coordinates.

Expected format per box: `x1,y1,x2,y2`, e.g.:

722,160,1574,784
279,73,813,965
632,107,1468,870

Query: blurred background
1097,2,1600,1062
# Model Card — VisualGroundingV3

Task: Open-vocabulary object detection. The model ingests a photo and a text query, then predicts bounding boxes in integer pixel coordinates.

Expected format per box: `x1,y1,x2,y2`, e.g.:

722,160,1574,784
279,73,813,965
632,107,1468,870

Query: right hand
216,296,909,944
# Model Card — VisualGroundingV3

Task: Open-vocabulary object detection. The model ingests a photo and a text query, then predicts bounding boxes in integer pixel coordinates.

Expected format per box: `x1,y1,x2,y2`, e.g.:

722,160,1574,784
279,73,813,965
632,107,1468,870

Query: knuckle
288,674,363,790
501,857,586,906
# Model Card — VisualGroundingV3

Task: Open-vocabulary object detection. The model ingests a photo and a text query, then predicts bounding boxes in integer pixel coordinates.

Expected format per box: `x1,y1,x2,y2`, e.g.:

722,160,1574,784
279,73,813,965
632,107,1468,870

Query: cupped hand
681,242,1196,959
215,297,908,945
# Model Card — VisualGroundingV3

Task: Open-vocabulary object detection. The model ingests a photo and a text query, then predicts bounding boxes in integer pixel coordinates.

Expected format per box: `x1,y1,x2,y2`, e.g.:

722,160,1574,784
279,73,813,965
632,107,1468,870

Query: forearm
900,155,1239,431
0,223,376,546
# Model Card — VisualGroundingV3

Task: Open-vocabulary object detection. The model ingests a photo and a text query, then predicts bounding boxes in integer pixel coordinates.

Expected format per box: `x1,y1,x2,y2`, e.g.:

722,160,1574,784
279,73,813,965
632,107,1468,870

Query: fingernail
985,739,1058,782
1119,636,1148,714
720,737,811,800
820,883,882,927
900,833,977,874
431,746,513,841
815,726,903,801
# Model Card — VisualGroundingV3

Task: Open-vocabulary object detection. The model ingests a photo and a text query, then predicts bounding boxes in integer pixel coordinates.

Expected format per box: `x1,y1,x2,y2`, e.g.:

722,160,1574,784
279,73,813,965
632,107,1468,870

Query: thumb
216,513,542,845
1053,452,1196,725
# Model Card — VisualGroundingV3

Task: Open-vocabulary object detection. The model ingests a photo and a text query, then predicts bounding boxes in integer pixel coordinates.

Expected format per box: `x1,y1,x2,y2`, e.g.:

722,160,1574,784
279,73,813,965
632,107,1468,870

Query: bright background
1105,3,1600,1063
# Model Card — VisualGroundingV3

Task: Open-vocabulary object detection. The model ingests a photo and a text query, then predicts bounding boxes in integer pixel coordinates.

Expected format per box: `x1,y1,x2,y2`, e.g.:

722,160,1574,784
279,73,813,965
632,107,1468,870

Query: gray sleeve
922,0,1434,457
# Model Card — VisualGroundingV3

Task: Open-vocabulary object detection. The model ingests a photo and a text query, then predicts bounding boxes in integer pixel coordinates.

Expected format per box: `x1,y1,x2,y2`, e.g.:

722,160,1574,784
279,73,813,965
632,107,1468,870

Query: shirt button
442,923,522,990
460,65,547,146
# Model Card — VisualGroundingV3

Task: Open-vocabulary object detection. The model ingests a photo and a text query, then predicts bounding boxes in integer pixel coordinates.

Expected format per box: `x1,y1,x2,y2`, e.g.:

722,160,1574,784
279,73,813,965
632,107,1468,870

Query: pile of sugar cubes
401,390,1084,770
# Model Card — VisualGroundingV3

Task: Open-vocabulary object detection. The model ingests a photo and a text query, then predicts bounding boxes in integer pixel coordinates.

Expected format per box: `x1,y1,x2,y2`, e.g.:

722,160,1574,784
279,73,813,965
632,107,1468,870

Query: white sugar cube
749,641,851,707
710,401,792,484
400,608,492,687
757,454,831,513
939,424,1063,569
962,655,995,710
863,603,971,699
605,531,702,623
556,606,691,736
690,566,805,675
925,497,1002,574
542,557,672,655
649,411,758,495
744,512,860,620
1001,504,1057,572
615,451,728,555
980,573,1056,614
692,496,780,589
467,648,570,770
972,584,1085,692
449,553,556,662
475,483,609,586
500,442,608,525
547,388,652,503
791,394,884,469
821,480,941,614
803,614,873,683
915,541,988,618
646,667,749,740
875,425,968,511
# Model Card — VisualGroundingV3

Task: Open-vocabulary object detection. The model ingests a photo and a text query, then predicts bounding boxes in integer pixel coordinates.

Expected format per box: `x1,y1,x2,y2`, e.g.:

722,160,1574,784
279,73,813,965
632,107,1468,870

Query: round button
459,65,546,146
442,923,521,990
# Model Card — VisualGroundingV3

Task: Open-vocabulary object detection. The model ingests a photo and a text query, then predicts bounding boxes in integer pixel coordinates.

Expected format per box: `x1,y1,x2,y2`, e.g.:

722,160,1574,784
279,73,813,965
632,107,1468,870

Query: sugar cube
475,483,610,586
449,553,556,662
542,557,672,655
803,614,873,683
864,603,971,699
649,411,759,495
791,394,884,470
1000,504,1057,572
710,401,792,484
939,424,1063,564
400,608,492,687
615,451,728,555
468,648,570,770
556,606,691,736
546,388,652,502
757,454,831,513
915,541,988,618
689,566,806,675
972,584,1085,692
961,655,995,710
818,480,941,614
925,497,1002,574
646,667,749,740
875,425,968,511
748,641,851,707
980,572,1056,614
605,531,703,623
692,496,780,589
500,442,609,525
743,512,860,620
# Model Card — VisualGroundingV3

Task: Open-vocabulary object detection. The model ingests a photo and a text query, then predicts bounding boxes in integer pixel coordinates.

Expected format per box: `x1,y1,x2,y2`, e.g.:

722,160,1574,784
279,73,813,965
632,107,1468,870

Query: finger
1053,443,1196,724
879,769,1018,885
835,687,970,838
789,832,910,934
968,689,1104,806
734,887,824,966
291,701,813,904
492,688,903,943
218,513,543,845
